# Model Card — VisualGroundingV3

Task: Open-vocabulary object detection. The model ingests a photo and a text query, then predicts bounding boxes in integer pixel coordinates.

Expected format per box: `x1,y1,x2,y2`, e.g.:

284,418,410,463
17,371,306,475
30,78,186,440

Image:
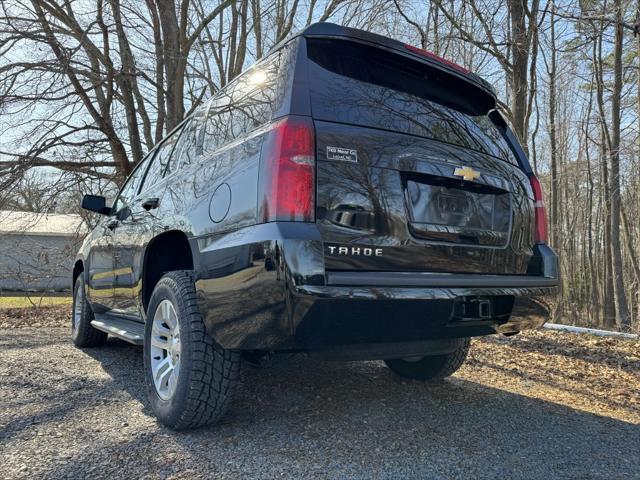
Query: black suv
72,23,559,429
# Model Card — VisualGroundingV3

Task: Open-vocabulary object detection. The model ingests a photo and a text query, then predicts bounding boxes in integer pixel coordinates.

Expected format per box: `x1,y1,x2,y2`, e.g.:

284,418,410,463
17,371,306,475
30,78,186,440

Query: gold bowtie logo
453,166,481,181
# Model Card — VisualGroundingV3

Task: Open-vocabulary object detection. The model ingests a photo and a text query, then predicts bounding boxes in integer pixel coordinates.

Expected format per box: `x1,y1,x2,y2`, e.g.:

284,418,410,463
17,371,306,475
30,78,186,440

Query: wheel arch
141,230,195,314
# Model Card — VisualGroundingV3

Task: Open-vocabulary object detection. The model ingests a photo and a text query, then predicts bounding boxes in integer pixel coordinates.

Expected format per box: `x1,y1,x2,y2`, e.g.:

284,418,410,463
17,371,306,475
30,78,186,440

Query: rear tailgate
315,122,534,274
305,36,536,275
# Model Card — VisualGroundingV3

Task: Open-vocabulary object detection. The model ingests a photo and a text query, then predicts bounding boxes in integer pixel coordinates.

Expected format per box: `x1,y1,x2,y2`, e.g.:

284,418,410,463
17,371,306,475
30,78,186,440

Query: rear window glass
306,38,517,165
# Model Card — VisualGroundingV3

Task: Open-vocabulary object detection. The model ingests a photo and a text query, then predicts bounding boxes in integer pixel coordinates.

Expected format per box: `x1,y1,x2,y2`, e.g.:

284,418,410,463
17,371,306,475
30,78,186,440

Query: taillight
529,175,548,244
259,116,315,222
404,44,470,74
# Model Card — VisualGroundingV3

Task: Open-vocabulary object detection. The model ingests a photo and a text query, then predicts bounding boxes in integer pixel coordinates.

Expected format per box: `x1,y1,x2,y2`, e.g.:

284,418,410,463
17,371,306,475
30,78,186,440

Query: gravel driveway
1,308,639,479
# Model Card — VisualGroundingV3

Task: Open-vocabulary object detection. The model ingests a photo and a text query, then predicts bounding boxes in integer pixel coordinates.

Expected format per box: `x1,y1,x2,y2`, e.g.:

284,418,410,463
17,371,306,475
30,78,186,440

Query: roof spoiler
272,22,497,105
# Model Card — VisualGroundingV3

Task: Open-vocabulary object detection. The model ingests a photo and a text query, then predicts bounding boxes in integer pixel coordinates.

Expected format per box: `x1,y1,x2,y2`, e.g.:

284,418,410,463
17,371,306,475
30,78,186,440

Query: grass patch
0,296,72,309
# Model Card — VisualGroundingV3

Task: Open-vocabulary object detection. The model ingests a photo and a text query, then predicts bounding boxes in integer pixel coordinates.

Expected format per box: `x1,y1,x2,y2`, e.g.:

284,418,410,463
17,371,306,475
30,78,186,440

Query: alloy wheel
150,299,181,400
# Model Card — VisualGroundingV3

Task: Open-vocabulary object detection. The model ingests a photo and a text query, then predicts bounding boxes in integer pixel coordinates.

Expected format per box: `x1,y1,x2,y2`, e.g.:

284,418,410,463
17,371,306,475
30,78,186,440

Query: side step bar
91,316,145,345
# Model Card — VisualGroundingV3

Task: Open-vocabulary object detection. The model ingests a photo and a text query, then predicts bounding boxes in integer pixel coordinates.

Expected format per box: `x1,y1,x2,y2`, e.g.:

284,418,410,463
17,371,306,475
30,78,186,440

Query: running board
91,316,145,345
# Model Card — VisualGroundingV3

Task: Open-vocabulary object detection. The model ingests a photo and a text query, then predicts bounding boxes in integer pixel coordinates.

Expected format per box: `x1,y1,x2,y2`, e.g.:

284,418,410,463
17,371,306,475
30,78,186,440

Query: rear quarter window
201,43,294,157
306,38,518,165
172,106,208,171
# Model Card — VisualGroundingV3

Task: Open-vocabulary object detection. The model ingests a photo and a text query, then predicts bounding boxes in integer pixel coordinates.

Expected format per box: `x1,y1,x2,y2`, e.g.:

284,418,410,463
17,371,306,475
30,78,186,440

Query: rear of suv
72,23,558,429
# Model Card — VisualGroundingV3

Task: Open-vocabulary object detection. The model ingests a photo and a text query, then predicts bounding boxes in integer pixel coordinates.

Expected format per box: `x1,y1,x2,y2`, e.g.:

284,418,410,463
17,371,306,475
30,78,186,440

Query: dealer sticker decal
326,146,358,163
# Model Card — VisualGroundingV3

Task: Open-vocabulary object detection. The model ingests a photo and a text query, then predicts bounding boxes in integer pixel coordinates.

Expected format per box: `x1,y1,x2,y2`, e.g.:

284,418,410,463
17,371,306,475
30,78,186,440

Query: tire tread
384,338,470,381
146,270,240,429
72,276,107,348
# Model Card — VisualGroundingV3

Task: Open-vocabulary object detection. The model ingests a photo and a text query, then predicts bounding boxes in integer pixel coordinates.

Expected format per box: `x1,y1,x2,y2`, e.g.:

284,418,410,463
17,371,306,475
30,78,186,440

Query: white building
0,211,86,291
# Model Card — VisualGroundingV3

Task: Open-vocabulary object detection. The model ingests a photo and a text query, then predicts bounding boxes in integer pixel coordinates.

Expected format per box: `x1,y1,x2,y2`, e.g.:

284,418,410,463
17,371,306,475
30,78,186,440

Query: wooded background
0,0,638,332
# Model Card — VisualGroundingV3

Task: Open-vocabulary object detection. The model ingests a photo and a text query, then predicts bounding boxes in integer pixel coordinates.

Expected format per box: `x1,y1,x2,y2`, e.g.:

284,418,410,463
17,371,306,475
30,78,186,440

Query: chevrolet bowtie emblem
453,166,481,181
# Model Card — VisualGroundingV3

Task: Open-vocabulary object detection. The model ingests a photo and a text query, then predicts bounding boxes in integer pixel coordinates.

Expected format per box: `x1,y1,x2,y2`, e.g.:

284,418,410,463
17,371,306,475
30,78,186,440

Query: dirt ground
1,306,638,479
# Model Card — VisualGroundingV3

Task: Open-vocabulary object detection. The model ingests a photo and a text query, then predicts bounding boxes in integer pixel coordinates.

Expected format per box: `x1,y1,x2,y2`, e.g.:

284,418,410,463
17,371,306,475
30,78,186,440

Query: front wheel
71,275,107,347
144,271,241,430
384,338,471,381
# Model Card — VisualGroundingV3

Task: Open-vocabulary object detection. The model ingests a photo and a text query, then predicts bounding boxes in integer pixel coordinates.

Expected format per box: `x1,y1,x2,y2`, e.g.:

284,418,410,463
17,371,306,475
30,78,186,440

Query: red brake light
404,44,470,74
259,116,315,222
529,175,548,244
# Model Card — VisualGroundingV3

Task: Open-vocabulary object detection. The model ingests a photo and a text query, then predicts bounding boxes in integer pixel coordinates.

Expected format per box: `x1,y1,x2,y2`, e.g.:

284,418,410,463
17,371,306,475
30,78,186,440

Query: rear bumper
325,271,558,288
193,222,558,354
293,284,557,344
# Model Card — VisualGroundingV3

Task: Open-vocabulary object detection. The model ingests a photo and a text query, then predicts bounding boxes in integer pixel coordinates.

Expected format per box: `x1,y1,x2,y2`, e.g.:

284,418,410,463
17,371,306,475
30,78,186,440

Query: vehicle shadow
63,338,640,479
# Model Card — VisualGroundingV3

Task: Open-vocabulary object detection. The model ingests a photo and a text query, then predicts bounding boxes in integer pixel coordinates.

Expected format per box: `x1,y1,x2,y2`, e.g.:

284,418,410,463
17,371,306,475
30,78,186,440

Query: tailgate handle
408,221,506,247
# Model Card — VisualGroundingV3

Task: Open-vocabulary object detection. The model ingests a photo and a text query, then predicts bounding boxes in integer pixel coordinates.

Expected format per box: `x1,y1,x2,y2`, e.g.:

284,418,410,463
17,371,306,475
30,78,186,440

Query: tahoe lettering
327,245,383,256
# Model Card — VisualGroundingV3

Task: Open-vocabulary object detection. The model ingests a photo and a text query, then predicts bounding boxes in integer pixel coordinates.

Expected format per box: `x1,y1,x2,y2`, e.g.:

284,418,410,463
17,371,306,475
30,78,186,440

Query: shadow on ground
1,330,638,479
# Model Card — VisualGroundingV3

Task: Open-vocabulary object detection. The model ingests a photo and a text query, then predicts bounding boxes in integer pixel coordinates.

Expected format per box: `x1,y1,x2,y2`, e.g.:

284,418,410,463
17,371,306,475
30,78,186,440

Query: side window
111,152,153,213
229,54,281,136
201,45,289,157
173,106,207,170
201,94,233,155
141,126,183,191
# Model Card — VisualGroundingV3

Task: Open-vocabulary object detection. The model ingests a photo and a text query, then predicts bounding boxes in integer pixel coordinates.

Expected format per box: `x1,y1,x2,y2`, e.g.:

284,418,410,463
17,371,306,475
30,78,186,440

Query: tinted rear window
306,38,517,165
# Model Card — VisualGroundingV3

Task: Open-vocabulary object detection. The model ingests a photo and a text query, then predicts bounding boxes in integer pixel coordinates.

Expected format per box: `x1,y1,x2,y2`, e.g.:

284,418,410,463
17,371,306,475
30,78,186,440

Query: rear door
107,148,158,315
305,37,535,275
111,124,188,316
107,132,179,316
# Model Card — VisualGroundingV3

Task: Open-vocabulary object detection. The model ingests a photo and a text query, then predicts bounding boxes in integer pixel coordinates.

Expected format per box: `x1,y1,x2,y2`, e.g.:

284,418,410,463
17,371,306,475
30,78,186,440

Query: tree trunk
144,0,166,143
547,6,559,251
609,0,631,331
157,0,184,131
507,0,530,144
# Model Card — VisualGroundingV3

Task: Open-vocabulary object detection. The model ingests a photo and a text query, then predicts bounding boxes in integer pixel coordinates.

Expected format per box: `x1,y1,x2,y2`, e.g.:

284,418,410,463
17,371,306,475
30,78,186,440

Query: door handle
141,197,160,211
105,219,119,230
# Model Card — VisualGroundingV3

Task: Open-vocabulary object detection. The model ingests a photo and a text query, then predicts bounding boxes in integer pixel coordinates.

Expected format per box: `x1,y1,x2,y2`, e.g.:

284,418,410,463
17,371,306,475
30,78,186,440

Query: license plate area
404,175,512,246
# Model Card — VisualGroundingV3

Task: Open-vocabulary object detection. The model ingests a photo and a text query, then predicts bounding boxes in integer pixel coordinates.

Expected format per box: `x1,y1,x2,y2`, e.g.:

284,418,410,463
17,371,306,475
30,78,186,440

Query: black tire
384,338,471,381
71,275,107,347
144,270,241,430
